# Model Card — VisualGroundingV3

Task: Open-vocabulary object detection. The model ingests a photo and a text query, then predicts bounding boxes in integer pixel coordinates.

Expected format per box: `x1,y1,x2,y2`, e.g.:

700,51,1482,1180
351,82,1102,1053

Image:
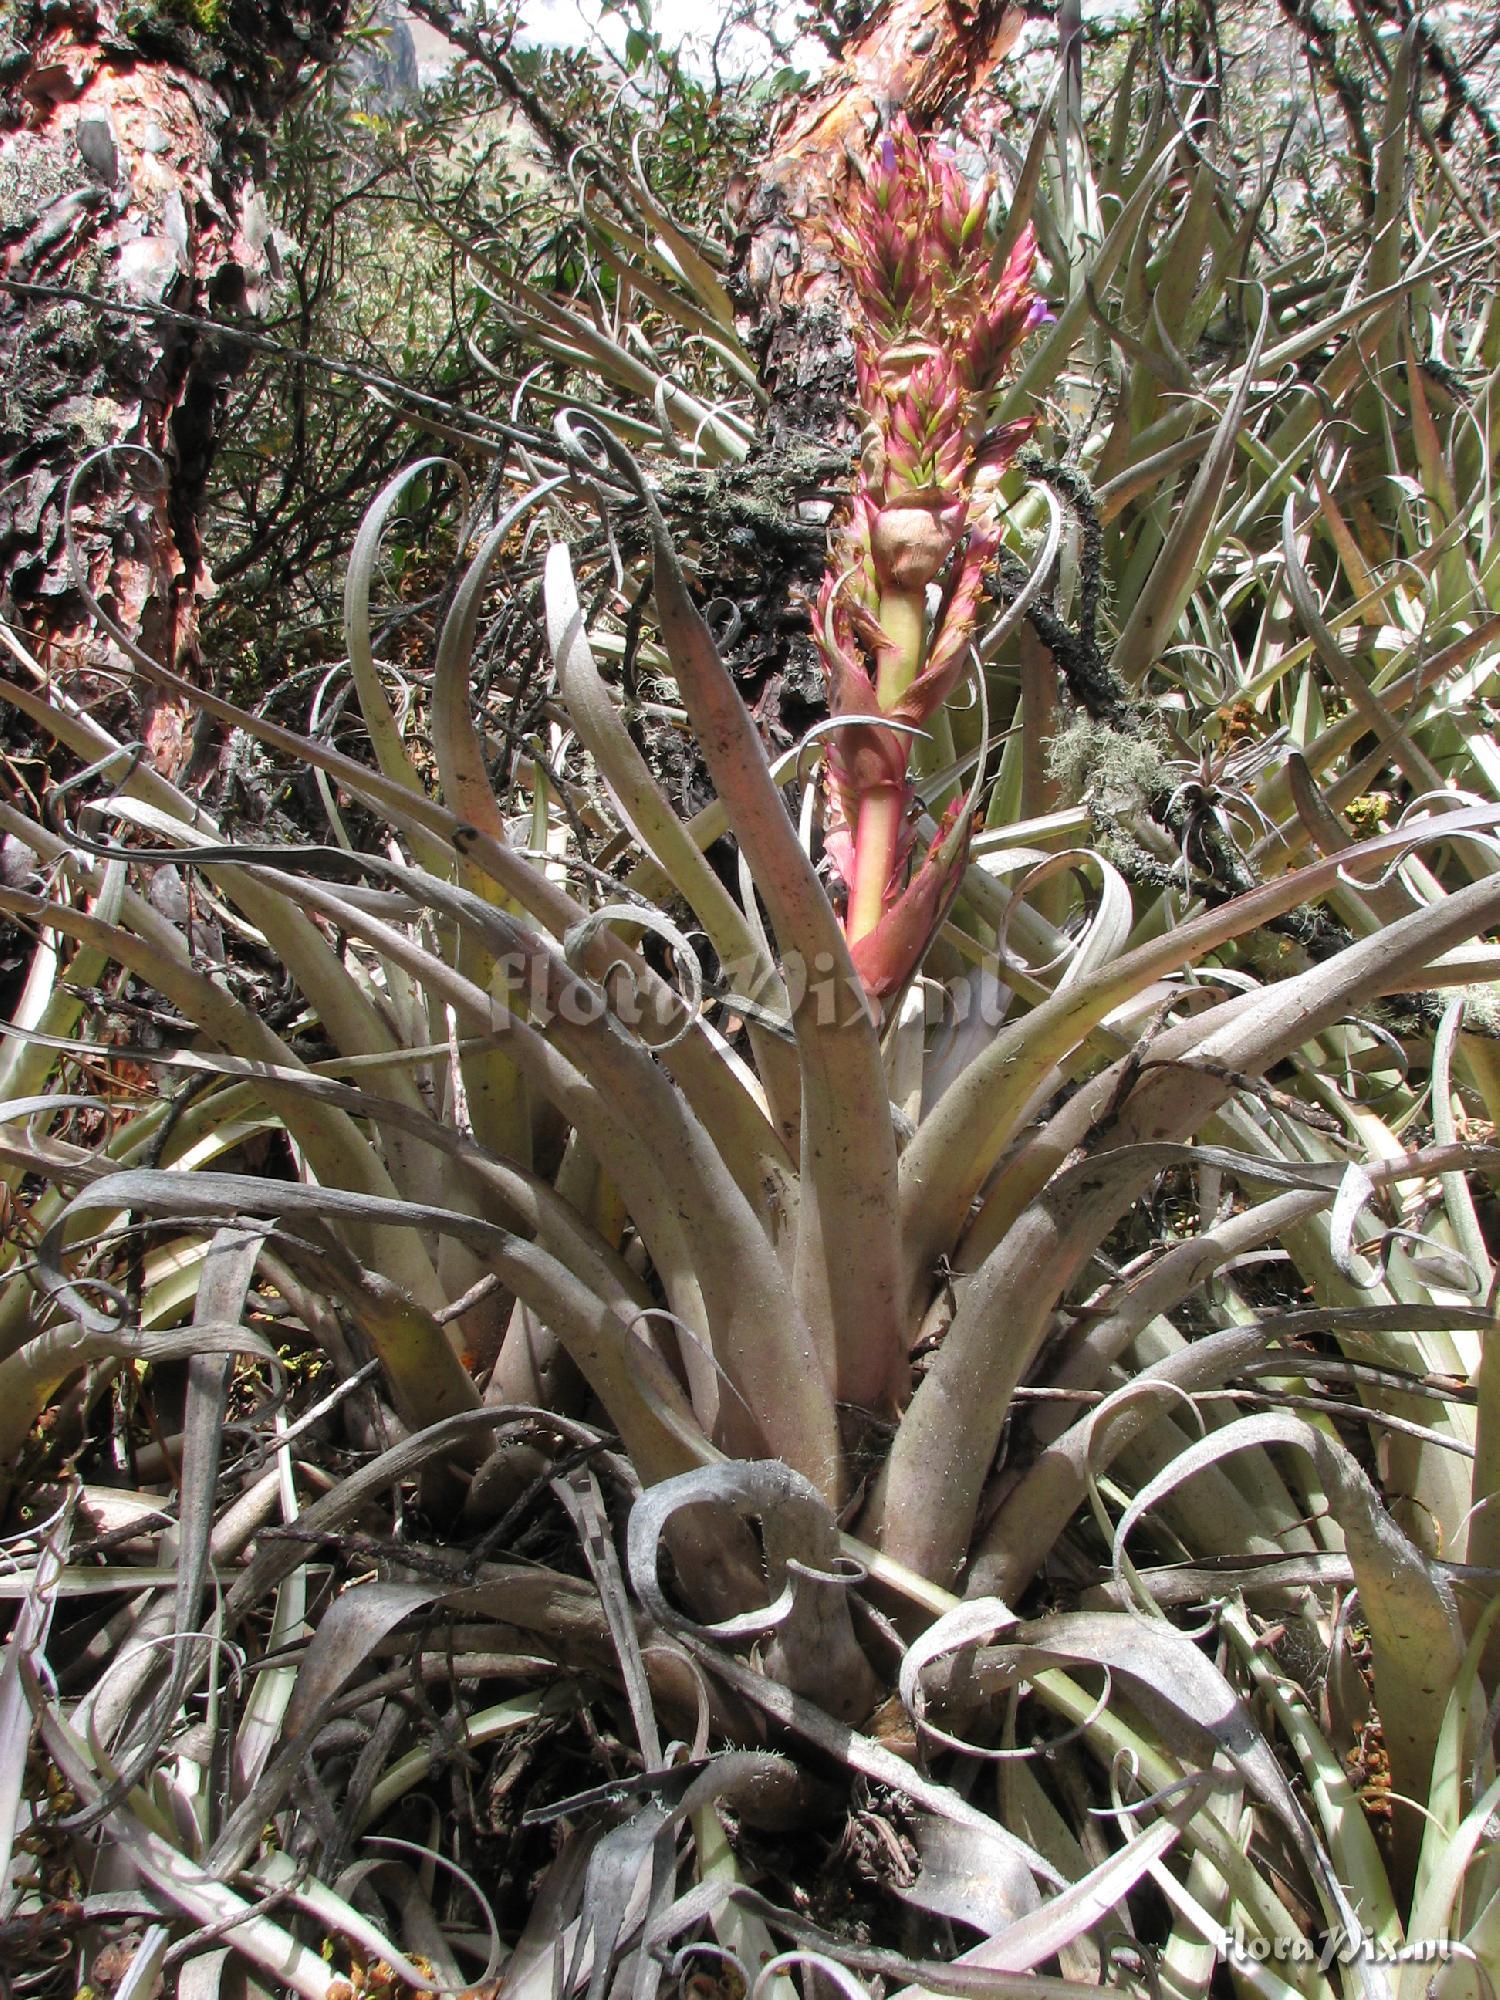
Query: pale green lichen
1046,714,1171,816
0,135,80,235
58,394,123,448
1453,986,1500,1038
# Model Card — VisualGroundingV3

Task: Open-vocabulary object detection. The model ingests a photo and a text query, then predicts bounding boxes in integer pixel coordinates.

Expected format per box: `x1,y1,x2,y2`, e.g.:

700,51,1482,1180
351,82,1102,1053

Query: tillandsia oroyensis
814,116,1047,998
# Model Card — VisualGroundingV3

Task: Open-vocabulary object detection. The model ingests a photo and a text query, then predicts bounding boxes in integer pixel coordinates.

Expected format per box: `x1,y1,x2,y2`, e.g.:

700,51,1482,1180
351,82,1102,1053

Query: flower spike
814,118,1044,989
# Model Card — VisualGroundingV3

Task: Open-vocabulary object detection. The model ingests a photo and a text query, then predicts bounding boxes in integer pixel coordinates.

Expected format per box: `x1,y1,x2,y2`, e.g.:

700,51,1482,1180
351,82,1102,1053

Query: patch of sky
516,0,831,81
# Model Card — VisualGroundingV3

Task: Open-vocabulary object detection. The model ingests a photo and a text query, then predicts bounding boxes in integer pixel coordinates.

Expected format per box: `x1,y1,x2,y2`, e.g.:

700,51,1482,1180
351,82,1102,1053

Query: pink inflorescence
814,117,1045,999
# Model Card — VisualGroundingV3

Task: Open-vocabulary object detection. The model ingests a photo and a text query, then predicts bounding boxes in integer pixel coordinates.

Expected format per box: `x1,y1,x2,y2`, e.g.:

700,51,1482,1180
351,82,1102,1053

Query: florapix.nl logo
1225,1928,1465,1973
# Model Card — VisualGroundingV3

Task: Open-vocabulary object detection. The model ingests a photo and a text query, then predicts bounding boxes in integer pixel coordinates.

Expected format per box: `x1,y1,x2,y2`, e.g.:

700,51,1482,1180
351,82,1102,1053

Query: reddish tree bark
735,0,1025,442
0,0,347,770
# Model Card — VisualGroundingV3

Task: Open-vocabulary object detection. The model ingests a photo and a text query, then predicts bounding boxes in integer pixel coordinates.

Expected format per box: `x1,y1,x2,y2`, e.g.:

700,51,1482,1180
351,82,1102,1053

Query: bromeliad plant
7,20,1500,2000
814,118,1045,995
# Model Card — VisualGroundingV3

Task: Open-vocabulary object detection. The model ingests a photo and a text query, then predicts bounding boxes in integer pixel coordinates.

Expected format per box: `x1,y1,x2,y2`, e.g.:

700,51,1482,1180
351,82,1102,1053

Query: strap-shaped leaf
885,868,1500,1583
1116,1411,1463,1882
555,417,906,1418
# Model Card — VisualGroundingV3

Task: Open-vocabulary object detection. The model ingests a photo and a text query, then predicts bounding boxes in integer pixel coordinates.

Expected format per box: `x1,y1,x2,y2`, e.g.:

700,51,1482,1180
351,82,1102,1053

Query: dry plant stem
875,871,1500,1584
